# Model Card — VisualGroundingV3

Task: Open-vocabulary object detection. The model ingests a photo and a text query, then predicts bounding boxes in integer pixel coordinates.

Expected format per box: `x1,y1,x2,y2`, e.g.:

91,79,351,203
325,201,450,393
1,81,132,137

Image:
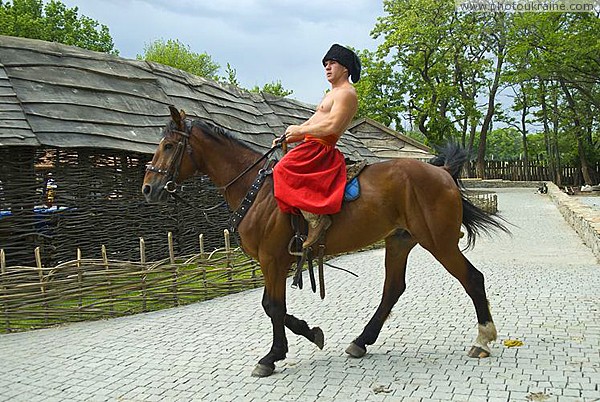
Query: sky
58,0,385,105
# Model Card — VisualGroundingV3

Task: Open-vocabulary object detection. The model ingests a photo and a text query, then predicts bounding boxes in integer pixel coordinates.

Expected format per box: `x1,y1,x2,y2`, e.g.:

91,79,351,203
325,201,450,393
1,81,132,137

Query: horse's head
141,106,200,203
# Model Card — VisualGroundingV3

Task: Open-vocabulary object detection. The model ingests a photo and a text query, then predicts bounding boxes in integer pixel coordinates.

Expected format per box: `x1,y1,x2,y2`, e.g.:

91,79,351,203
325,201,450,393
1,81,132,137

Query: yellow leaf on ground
503,339,524,347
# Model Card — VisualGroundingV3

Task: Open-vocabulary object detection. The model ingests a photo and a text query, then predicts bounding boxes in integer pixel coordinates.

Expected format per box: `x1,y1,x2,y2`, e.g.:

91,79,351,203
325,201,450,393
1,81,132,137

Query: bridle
146,119,285,200
145,119,199,195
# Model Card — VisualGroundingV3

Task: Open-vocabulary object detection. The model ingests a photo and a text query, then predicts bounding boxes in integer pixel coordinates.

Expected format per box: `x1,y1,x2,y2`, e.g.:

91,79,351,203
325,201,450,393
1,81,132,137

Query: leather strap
229,160,273,232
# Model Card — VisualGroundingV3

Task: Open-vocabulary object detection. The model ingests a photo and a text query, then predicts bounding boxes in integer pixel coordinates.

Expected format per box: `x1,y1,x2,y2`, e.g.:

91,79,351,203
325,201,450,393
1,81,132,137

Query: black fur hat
322,44,361,83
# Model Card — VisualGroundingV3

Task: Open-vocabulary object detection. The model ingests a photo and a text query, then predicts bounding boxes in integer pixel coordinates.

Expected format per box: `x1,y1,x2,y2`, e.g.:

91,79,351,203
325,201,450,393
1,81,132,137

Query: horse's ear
179,109,186,120
168,105,180,124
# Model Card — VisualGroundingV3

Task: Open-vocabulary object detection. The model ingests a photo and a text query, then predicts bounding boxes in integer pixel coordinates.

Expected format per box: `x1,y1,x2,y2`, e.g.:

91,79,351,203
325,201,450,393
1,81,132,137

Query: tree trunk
551,90,563,187
464,122,477,177
476,34,505,178
518,83,530,181
559,79,593,185
538,78,557,183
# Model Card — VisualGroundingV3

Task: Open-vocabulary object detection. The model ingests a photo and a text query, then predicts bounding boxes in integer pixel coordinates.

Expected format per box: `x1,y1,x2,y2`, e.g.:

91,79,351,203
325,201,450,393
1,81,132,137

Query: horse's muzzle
141,183,169,203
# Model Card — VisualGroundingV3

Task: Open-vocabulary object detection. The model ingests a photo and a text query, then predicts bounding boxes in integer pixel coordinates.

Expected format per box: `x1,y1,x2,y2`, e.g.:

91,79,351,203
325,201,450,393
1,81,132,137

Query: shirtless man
273,44,361,248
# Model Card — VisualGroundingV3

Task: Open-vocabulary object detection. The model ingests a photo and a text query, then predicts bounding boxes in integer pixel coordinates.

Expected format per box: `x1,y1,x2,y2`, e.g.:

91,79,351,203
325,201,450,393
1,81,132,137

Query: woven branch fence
466,190,498,214
0,229,263,333
0,147,233,268
0,191,500,334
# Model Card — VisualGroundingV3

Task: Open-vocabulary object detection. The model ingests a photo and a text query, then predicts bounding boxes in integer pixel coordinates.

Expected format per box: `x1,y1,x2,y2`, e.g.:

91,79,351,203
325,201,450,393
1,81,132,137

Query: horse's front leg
285,314,324,350
252,260,289,377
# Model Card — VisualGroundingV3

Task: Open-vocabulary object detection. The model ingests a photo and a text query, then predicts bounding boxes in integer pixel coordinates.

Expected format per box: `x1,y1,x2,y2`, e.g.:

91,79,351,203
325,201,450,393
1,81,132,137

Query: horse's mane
163,118,259,155
190,119,258,154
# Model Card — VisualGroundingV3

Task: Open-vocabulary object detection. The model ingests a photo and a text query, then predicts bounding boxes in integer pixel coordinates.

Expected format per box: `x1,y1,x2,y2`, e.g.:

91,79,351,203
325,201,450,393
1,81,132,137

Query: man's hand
272,133,286,147
284,125,305,143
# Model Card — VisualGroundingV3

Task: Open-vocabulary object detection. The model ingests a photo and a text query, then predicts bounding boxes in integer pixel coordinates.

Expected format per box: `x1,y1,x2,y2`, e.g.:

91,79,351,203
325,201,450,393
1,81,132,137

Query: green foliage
137,38,220,80
0,0,117,54
250,80,293,97
363,1,598,181
223,63,240,87
474,128,522,160
353,48,403,128
222,63,292,97
370,0,500,146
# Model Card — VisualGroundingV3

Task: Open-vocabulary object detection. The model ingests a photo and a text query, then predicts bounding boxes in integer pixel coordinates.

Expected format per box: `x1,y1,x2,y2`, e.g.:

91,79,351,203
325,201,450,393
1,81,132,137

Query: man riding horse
273,44,361,248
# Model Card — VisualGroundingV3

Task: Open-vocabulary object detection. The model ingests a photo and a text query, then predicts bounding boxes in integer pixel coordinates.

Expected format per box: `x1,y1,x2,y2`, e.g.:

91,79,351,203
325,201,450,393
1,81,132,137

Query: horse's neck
198,138,261,207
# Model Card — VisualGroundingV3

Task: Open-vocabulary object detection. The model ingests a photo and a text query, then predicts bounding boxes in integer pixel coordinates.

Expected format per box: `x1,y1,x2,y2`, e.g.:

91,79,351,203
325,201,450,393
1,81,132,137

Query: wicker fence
0,230,263,333
0,147,232,268
466,190,498,214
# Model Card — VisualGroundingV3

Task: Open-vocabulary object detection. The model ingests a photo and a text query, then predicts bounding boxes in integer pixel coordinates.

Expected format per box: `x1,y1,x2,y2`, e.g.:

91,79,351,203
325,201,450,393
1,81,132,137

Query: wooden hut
0,36,377,266
348,117,433,161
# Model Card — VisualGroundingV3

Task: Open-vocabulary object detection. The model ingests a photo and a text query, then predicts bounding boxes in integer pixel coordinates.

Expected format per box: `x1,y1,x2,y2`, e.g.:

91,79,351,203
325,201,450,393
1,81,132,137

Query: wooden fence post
224,229,231,254
198,234,207,299
168,232,178,306
168,232,175,264
102,245,114,316
139,238,147,312
76,248,82,318
224,229,233,292
199,234,205,258
139,237,146,265
1,249,8,332
35,247,48,325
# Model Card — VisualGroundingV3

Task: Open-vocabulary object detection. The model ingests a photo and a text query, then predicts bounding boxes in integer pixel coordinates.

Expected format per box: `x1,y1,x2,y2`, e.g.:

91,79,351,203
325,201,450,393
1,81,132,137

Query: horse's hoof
251,363,274,377
313,327,324,350
345,342,367,358
468,346,490,358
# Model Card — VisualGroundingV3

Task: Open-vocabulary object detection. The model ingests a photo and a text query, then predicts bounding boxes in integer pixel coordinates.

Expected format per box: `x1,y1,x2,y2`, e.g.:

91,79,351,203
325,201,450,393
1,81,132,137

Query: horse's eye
163,143,174,151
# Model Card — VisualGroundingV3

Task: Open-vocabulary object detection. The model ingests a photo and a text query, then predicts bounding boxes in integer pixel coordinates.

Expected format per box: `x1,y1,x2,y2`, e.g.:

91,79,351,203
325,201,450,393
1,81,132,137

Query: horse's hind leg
346,230,416,358
430,246,497,357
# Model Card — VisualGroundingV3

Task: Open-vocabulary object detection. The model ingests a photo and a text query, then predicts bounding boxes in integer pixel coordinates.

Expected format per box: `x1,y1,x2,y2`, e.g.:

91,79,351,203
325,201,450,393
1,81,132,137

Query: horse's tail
429,142,510,249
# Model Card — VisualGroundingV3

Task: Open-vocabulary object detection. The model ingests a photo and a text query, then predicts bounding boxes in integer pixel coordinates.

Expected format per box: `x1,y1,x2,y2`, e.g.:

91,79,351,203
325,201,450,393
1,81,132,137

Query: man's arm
284,88,357,143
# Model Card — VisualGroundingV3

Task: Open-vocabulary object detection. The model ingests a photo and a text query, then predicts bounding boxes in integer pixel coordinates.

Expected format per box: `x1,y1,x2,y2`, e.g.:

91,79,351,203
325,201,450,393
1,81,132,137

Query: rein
147,122,285,220
215,137,284,192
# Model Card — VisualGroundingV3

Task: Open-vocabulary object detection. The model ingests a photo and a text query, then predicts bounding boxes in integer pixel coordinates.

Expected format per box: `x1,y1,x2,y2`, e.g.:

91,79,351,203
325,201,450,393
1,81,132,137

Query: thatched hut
348,117,433,161
0,36,376,266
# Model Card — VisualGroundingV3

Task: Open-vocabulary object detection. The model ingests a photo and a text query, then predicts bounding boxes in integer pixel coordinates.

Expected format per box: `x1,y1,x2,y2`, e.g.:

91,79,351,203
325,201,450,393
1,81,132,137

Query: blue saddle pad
344,177,360,202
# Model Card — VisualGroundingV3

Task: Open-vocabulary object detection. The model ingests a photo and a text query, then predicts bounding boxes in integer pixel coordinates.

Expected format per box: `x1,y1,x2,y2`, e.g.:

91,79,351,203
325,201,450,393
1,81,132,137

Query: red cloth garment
274,139,346,215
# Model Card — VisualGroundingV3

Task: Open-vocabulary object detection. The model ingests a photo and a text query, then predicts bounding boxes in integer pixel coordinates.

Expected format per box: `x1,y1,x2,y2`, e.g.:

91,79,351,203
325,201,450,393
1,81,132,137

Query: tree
372,0,460,146
223,63,292,97
137,39,220,80
507,12,600,185
223,63,240,87
353,48,403,128
0,0,117,54
371,0,502,153
475,12,510,179
474,127,521,160
250,81,293,97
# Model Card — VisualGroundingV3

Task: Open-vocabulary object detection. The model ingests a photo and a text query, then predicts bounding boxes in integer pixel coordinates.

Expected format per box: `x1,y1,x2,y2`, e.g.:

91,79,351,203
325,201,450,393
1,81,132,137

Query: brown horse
142,106,508,377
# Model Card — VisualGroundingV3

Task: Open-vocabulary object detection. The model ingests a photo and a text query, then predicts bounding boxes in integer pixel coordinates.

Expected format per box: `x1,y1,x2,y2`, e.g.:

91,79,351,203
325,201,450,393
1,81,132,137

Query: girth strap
229,159,273,232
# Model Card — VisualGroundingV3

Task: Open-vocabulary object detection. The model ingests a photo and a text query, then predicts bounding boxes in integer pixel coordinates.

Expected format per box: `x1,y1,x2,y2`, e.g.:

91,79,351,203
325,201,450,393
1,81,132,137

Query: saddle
344,160,367,202
290,159,368,298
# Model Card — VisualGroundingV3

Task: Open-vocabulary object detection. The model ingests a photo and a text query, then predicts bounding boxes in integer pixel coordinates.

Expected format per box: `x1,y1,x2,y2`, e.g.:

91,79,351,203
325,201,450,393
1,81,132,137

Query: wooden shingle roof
348,117,433,160
0,36,377,162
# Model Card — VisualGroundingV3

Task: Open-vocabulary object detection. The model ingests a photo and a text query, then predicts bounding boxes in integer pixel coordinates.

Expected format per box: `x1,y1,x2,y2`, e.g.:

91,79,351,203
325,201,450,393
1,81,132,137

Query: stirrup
287,234,306,257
